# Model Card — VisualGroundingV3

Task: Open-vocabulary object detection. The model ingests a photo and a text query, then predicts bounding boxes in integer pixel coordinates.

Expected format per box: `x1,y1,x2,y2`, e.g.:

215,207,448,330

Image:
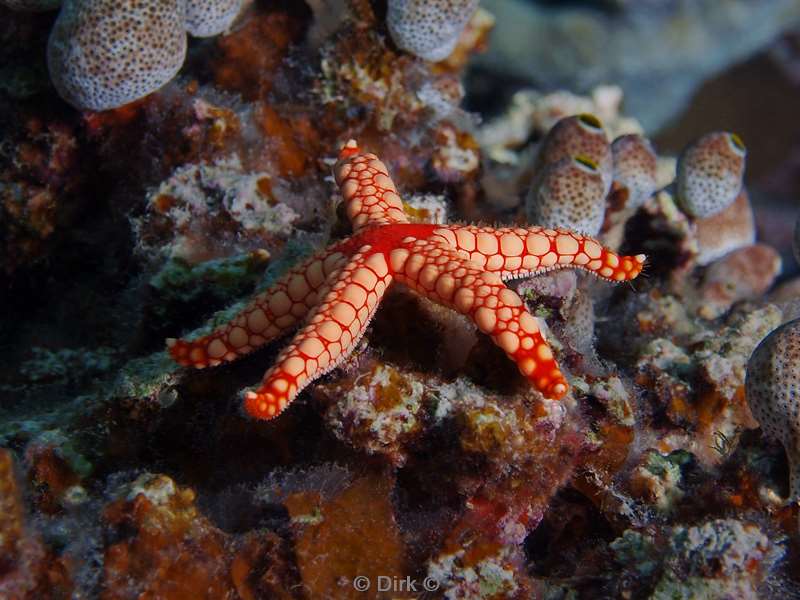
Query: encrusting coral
386,0,479,62
694,189,756,266
746,318,800,502
168,140,646,419
698,243,782,319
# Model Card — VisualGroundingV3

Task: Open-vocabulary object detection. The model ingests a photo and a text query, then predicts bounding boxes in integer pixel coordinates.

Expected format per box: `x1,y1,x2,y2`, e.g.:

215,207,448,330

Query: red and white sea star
168,140,646,420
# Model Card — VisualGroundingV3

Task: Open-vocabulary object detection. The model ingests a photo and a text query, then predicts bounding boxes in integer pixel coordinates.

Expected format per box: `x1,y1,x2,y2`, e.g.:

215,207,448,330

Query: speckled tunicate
526,155,607,235
676,132,746,219
47,0,188,111
533,114,613,196
745,318,800,501
184,0,242,37
611,134,658,210
386,0,479,62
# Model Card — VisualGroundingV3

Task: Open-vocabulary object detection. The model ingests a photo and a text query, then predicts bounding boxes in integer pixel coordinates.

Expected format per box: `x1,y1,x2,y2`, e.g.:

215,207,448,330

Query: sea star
167,140,646,420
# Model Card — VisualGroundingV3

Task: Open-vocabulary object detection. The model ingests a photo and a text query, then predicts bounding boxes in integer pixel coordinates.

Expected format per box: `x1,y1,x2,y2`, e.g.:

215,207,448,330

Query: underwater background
2,0,800,598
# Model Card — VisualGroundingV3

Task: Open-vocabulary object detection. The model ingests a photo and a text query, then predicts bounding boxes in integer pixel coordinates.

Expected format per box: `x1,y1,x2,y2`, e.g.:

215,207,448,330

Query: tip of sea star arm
626,253,647,279
590,247,648,282
243,389,289,421
338,138,360,161
547,381,569,400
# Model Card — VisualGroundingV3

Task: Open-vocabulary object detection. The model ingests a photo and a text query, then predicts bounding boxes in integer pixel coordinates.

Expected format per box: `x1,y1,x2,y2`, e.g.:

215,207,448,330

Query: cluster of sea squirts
527,108,800,514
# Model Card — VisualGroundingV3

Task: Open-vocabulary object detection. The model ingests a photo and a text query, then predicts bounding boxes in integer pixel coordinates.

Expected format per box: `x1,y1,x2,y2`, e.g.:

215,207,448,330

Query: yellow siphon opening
729,132,746,153
574,155,598,171
578,113,602,129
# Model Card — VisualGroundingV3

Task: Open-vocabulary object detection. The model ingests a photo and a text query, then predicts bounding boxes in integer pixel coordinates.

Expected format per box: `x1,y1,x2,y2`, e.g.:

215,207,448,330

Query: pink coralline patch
516,269,578,304
695,189,755,266
698,244,782,319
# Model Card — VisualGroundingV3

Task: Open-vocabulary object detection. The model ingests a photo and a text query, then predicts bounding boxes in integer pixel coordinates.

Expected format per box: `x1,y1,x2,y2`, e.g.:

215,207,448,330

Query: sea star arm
432,225,646,282
167,248,349,368
335,139,410,232
389,238,570,399
243,246,392,420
